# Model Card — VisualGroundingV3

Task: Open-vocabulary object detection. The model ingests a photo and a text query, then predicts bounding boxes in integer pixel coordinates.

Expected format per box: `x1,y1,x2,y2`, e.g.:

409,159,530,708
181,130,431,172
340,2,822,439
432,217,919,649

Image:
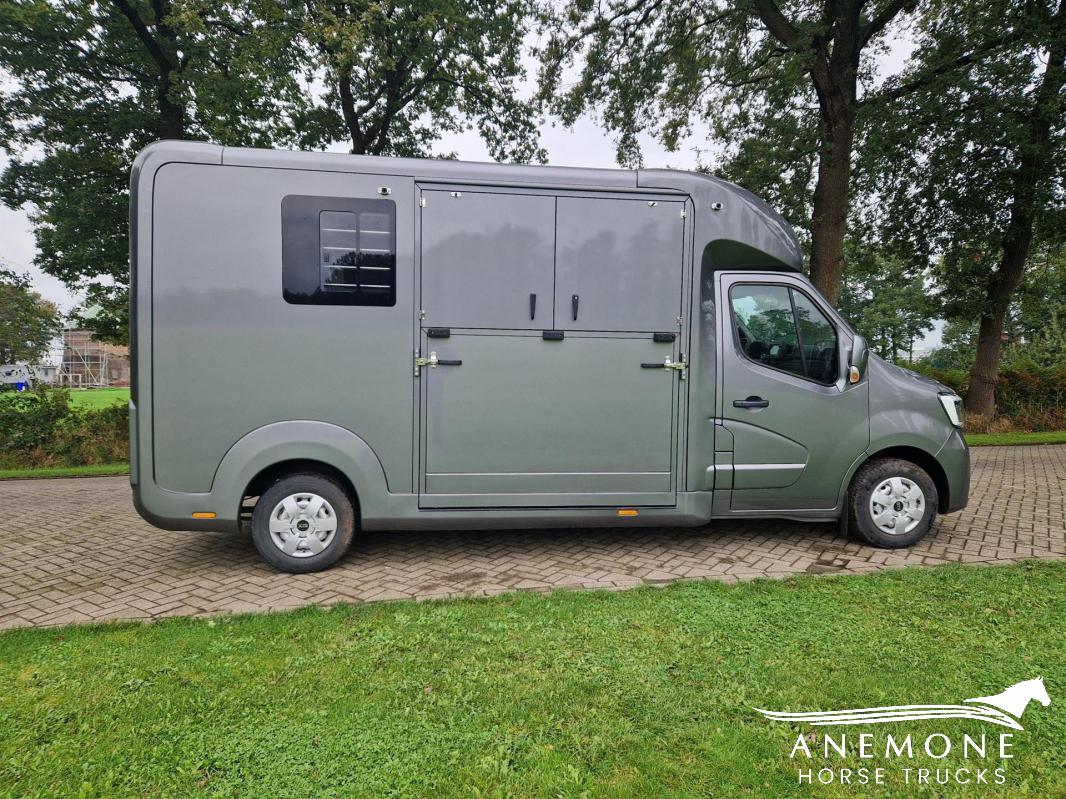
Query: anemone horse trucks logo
756,678,1051,731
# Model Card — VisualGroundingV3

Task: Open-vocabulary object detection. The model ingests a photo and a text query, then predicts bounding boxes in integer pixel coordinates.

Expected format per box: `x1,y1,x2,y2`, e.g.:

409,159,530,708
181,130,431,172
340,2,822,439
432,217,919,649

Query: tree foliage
864,0,1065,414
0,0,302,343
0,267,59,364
293,0,544,160
837,247,936,361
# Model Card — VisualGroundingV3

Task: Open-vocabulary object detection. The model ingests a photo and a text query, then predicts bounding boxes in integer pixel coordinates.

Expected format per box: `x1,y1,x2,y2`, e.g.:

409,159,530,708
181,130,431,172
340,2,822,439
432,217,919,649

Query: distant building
59,327,130,387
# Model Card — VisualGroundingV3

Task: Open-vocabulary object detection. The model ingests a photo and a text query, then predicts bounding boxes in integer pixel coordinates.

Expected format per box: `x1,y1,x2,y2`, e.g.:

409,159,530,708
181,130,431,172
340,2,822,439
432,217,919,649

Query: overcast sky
1,31,935,340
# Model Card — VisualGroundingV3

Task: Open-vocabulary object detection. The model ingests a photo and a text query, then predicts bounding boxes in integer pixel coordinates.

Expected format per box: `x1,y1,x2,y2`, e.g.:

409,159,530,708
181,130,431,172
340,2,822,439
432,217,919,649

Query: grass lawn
966,430,1066,447
1,561,1062,798
0,463,128,480
66,387,129,410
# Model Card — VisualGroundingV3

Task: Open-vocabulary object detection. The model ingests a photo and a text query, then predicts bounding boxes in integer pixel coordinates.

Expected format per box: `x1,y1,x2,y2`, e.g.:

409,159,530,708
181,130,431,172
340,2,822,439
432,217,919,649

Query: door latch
640,355,688,378
415,350,462,375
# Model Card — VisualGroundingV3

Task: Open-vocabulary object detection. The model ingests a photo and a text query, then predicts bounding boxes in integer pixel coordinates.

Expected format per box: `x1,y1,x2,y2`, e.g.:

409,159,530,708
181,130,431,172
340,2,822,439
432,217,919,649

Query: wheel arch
210,420,391,524
853,445,951,513
242,459,361,518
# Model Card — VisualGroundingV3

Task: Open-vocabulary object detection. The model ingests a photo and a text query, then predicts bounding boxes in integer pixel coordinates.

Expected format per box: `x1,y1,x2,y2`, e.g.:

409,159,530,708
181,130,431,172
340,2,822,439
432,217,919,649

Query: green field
66,387,130,410
1,561,1062,798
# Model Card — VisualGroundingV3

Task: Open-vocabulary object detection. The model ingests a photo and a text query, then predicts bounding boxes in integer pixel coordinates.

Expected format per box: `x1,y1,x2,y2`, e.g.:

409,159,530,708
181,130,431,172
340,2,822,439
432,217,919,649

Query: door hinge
680,209,687,219
418,309,426,320
676,315,684,328
419,196,426,207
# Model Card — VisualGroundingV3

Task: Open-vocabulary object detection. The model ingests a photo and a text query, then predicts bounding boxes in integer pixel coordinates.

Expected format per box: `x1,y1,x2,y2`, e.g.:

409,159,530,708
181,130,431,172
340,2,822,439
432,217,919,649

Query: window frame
727,281,840,387
281,194,398,307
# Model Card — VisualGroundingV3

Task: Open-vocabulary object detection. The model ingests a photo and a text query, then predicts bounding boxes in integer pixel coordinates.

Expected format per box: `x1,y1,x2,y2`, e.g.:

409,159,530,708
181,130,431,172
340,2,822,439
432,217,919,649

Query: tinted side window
729,284,838,384
282,195,396,306
730,285,805,379
792,290,838,384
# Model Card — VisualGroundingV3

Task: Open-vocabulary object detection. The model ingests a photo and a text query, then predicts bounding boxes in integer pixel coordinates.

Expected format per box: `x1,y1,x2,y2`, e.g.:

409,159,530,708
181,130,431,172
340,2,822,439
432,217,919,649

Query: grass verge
0,462,128,480
67,387,130,410
966,430,1066,447
1,561,1063,798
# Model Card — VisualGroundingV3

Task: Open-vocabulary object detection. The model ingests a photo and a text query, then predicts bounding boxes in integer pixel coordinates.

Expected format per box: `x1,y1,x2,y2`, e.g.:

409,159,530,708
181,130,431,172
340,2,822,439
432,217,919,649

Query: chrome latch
415,351,439,369
665,356,688,379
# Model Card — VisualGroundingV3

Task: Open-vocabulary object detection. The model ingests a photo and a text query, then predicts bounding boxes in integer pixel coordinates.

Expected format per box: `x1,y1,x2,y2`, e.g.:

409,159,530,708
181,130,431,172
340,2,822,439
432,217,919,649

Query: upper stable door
419,190,555,329
555,197,685,332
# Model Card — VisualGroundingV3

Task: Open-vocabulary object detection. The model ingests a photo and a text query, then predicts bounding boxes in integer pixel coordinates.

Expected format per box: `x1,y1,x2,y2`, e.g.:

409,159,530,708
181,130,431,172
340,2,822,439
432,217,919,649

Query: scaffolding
58,329,128,387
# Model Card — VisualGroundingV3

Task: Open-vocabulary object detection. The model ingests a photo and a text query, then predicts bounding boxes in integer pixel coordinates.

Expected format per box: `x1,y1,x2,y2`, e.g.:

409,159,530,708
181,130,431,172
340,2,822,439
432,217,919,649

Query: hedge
908,361,1066,431
0,389,128,470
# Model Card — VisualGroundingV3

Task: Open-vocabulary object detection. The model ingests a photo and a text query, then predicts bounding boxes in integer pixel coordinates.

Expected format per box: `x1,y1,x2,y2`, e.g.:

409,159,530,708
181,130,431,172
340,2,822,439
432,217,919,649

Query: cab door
717,273,869,511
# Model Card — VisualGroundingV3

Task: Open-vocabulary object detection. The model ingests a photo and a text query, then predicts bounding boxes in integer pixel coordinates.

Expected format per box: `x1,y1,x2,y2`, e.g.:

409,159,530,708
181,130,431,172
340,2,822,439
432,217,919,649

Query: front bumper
937,428,970,513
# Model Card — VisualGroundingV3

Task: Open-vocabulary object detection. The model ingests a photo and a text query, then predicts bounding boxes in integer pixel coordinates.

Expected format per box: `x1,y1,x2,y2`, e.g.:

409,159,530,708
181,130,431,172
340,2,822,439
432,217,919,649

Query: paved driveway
1,445,1063,629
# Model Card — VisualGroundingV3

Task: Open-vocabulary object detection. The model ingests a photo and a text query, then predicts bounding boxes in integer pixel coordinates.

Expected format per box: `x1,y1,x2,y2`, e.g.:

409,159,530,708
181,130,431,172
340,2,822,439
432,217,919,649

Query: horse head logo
756,677,1051,731
966,677,1051,721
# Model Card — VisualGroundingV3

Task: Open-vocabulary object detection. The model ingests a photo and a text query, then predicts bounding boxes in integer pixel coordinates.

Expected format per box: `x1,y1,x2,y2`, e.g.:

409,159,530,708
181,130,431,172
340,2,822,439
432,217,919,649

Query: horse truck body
130,142,969,572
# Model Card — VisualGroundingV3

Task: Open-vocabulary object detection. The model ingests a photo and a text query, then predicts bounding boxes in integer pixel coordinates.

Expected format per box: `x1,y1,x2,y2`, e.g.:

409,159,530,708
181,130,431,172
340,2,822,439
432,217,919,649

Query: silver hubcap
268,493,338,558
868,476,926,536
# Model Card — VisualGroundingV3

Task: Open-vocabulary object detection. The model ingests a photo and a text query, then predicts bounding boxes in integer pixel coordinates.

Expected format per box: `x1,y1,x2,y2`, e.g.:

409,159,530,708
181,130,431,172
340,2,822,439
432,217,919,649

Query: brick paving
1,445,1063,629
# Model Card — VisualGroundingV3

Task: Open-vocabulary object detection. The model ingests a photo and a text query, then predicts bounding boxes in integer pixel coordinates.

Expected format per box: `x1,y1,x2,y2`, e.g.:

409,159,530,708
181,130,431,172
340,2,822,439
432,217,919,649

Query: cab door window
729,284,838,384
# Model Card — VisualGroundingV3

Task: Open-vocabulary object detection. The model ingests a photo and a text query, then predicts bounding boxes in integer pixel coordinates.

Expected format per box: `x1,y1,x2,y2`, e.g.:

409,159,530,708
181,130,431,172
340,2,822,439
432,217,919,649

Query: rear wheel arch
242,459,361,522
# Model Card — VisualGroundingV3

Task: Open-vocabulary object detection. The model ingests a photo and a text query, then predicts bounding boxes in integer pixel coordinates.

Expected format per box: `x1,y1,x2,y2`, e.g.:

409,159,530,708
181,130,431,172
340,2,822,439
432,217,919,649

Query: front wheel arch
863,445,950,514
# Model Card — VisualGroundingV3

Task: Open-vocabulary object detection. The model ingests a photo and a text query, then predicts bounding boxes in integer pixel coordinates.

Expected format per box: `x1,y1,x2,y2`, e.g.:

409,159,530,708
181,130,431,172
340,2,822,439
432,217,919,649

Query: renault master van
130,142,969,572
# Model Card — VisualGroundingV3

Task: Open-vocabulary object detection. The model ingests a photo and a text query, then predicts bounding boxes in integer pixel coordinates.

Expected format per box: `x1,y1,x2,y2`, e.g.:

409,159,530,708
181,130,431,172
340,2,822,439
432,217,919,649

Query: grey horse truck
130,141,969,573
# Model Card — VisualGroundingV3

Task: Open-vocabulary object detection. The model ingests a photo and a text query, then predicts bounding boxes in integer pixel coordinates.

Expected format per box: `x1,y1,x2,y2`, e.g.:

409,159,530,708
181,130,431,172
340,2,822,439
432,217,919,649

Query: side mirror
847,335,869,385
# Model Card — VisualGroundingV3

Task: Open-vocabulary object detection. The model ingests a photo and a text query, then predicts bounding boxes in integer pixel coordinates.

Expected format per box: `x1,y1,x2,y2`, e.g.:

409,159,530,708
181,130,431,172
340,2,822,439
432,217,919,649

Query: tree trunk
157,77,185,139
337,67,367,154
966,10,1065,417
808,110,854,306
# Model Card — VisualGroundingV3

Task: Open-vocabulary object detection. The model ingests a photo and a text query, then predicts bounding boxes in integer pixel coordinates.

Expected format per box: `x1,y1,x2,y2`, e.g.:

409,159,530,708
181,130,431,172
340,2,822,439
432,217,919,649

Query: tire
848,458,938,548
251,472,356,573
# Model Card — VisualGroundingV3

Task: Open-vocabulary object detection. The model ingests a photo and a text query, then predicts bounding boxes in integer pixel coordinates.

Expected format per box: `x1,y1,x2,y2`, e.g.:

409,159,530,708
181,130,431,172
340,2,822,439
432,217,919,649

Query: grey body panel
715,271,870,511
420,190,556,329
129,142,968,537
420,332,678,505
554,197,685,331
149,162,415,494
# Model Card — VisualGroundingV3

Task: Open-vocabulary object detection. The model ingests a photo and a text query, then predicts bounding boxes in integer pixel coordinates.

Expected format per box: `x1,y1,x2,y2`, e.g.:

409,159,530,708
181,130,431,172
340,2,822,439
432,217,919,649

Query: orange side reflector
192,512,216,519
617,509,639,517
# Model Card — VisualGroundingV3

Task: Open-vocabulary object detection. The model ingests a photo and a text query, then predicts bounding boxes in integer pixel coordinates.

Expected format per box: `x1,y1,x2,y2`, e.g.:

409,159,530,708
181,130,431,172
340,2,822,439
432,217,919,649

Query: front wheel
251,473,356,573
848,458,938,548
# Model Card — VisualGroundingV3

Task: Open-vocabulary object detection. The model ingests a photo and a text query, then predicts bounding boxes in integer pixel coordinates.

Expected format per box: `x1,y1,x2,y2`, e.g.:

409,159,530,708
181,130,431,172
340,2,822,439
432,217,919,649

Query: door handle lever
571,294,579,321
733,396,769,409
529,293,536,320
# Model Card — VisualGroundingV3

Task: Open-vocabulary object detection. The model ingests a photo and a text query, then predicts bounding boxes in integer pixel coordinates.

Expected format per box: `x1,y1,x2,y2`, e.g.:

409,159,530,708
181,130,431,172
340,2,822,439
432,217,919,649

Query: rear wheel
251,472,355,573
848,458,938,548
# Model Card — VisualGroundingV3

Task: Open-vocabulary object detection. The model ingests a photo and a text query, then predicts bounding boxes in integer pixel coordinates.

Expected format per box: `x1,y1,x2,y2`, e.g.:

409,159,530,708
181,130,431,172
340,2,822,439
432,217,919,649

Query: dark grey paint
129,142,967,538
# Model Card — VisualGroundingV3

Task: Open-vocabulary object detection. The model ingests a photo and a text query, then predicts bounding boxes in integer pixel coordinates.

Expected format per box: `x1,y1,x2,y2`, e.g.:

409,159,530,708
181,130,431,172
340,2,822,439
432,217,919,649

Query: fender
833,429,952,512
133,420,397,531
212,420,393,522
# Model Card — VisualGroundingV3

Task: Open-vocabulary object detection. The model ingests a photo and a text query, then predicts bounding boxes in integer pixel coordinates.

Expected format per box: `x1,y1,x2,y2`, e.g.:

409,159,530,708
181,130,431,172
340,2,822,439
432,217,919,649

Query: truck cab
130,142,969,572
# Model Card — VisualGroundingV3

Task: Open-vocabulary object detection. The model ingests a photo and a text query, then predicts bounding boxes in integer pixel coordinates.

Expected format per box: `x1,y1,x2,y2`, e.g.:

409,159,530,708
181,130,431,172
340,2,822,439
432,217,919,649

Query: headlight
938,393,963,428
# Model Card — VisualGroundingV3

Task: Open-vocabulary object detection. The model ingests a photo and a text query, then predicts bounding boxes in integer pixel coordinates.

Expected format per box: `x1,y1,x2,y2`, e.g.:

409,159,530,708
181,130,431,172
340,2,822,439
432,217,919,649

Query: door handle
571,294,579,321
733,396,769,409
416,351,463,368
529,293,536,320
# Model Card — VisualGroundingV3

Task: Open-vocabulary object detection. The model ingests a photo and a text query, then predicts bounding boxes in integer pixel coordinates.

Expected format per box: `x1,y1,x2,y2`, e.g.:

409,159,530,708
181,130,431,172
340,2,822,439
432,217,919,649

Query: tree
0,267,59,364
0,1,302,343
865,0,1065,416
292,0,544,160
537,0,1029,305
837,247,936,361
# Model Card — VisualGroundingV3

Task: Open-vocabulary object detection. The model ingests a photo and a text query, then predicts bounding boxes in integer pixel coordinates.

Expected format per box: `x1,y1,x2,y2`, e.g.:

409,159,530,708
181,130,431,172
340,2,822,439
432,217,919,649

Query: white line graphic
755,677,1050,732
